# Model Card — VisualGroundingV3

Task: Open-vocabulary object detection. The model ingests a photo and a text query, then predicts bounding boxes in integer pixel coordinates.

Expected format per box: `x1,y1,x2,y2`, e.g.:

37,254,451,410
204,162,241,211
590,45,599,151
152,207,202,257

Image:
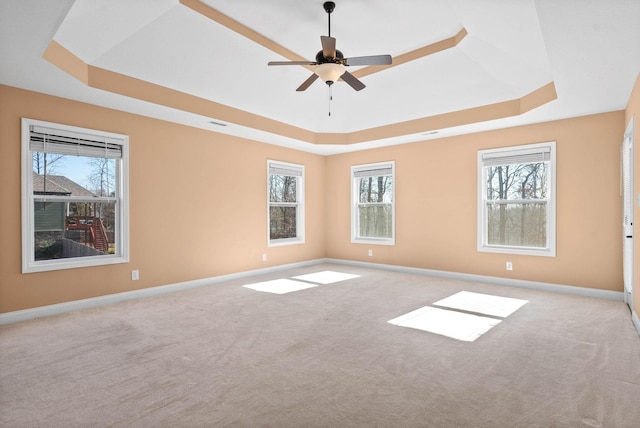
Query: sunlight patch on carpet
388,306,501,342
243,279,318,294
293,271,361,284
433,291,528,318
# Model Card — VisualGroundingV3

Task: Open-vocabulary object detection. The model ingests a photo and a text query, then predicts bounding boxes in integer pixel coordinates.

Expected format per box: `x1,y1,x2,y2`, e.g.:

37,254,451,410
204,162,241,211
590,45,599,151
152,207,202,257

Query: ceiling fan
268,1,392,92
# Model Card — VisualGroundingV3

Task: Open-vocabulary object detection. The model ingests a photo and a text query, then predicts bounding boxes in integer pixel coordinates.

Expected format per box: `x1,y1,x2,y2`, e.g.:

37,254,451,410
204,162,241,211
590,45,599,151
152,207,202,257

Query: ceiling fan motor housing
316,49,344,64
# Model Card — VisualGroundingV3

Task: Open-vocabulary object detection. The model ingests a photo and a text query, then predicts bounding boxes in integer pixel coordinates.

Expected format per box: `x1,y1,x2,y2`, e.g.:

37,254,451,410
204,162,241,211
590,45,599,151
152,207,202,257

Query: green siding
34,202,65,231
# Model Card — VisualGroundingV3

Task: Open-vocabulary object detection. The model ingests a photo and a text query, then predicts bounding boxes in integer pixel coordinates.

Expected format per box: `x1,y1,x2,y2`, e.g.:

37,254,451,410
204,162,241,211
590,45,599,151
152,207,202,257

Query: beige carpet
1,263,640,427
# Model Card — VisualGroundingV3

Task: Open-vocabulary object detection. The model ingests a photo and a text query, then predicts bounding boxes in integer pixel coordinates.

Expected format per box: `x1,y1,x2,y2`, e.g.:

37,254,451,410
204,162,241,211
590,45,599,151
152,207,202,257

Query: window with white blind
351,161,395,245
268,160,304,246
478,142,556,256
21,118,129,273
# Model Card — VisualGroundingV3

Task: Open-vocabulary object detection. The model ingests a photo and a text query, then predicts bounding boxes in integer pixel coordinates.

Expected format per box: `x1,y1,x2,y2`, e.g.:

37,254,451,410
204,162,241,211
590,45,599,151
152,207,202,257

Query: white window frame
21,118,130,273
477,141,556,257
267,160,305,247
351,161,395,245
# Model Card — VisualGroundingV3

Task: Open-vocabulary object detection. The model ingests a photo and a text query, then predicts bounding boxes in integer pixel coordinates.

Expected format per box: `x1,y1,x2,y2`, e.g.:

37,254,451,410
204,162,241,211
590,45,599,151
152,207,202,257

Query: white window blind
29,125,123,159
269,164,303,177
481,146,550,167
353,165,393,178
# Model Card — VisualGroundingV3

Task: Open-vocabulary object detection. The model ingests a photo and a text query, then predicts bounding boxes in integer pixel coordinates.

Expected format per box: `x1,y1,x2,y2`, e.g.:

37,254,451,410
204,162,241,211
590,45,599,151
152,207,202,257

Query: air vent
208,120,228,127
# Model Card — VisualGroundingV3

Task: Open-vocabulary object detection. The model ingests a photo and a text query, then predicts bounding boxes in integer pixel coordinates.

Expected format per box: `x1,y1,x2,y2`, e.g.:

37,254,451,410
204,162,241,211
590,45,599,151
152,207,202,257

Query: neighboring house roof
33,173,95,197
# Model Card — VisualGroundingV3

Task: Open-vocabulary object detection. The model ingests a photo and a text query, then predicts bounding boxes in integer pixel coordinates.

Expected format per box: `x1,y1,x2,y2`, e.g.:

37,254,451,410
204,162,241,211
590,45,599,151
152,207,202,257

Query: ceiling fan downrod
324,1,335,37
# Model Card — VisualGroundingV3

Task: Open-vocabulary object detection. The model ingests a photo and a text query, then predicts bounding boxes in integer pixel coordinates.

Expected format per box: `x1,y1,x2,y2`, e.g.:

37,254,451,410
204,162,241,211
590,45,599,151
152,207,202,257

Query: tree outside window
269,174,297,240
478,143,556,256
352,161,395,245
267,161,304,246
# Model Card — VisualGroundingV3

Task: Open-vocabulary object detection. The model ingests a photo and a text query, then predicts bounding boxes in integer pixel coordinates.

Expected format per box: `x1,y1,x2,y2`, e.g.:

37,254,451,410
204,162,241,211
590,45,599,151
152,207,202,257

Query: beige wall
0,83,630,314
626,73,640,316
325,112,624,291
0,85,325,313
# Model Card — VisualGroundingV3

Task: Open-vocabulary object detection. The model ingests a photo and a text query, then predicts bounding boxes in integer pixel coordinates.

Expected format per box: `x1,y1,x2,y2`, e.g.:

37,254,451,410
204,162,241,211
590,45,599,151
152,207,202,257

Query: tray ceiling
1,0,639,154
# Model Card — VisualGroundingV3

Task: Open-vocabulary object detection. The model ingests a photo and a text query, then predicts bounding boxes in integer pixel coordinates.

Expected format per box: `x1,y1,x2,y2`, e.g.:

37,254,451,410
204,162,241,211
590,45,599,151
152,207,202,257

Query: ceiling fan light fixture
315,63,345,85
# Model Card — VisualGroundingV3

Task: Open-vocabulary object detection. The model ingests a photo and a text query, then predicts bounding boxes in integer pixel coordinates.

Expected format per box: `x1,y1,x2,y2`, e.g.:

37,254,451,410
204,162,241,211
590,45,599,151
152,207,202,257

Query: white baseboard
0,258,625,325
0,259,326,326
633,310,640,338
326,258,625,301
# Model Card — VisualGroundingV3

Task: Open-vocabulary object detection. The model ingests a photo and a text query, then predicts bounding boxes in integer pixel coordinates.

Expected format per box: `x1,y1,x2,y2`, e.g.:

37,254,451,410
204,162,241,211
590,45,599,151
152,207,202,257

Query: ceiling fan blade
268,61,316,66
340,70,366,91
296,73,319,91
344,54,392,66
321,36,336,58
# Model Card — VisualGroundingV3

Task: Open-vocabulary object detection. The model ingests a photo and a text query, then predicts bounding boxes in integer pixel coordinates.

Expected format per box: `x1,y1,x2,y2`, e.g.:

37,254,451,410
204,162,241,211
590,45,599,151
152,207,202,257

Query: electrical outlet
506,261,513,271
262,253,267,262
131,270,139,280
368,249,373,257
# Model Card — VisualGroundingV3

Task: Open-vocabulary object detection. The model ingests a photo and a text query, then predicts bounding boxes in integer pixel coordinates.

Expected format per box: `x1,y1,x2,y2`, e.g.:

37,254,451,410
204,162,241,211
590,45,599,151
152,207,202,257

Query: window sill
23,254,129,274
352,237,395,246
477,245,555,257
268,238,305,247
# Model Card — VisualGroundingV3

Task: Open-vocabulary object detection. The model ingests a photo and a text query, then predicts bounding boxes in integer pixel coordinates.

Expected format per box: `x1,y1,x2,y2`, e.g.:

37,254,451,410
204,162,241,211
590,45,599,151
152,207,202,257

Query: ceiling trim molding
87,66,317,143
43,40,316,144
520,81,558,113
352,28,468,79
179,0,312,71
180,0,466,79
42,40,89,85
340,82,558,145
43,39,556,147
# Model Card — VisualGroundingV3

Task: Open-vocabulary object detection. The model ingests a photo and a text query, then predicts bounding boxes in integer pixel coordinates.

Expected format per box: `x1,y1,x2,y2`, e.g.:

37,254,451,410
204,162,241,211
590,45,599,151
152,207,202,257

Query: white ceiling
1,0,639,155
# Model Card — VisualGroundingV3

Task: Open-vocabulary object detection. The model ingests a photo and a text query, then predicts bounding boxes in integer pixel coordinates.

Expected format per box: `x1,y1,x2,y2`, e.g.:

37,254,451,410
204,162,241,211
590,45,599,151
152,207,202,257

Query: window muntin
22,118,129,272
478,142,555,256
351,161,395,245
268,161,304,246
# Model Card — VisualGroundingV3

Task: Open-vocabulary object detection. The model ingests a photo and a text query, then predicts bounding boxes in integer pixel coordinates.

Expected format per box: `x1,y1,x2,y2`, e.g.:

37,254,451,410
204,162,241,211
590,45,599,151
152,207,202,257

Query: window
478,142,556,256
22,118,129,273
351,161,395,245
268,160,304,246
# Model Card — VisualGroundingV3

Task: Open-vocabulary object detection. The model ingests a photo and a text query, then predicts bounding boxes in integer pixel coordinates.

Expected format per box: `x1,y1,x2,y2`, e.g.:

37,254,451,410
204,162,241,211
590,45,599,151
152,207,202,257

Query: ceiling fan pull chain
328,86,332,116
